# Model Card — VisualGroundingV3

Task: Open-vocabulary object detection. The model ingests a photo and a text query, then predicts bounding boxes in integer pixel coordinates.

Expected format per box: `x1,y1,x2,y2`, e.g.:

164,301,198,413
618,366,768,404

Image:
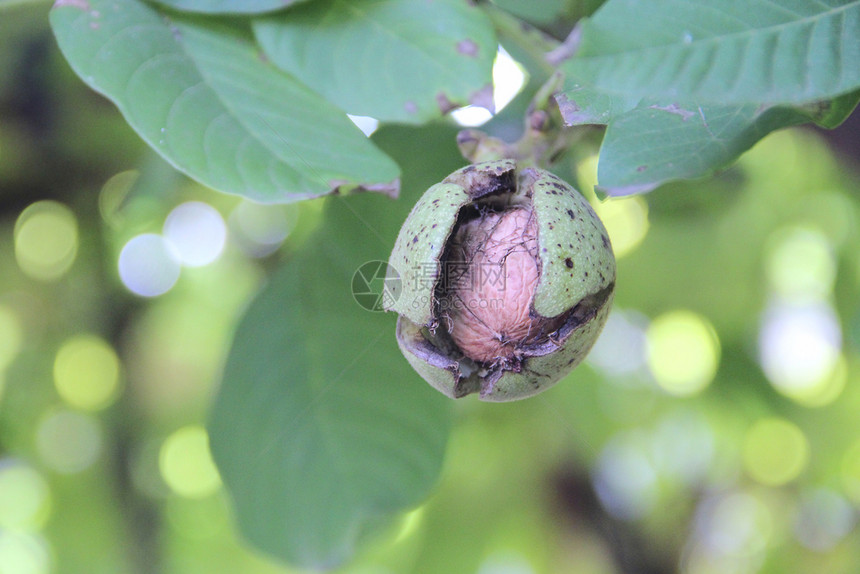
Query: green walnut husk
385,159,615,401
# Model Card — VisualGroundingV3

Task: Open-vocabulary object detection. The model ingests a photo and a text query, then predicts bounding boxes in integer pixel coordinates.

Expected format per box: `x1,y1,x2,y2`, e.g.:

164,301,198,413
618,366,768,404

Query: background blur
3,3,860,574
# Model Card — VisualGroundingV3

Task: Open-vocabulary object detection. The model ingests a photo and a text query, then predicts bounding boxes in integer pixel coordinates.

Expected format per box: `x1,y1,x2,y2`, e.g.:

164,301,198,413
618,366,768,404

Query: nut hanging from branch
384,159,616,401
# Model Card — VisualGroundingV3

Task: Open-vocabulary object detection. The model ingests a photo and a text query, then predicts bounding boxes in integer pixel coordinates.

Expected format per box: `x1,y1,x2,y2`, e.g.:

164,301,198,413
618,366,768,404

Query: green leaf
563,0,860,106
555,86,860,195
596,101,810,195
151,0,309,14
209,121,465,568
210,199,453,569
553,2,860,197
50,0,400,203
253,0,497,123
555,83,640,125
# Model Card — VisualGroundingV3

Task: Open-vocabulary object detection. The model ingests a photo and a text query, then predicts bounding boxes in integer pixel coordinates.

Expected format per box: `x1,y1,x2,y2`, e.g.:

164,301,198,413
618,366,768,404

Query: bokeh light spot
577,154,649,256
0,461,51,531
53,335,121,412
118,233,181,297
593,433,658,520
758,301,841,402
742,417,809,486
794,488,856,551
699,491,772,557
163,202,226,267
588,309,648,378
36,410,103,474
0,305,23,372
159,426,222,498
651,410,714,486
14,201,78,281
778,354,846,408
229,201,297,257
765,227,835,300
0,532,50,574
593,196,649,258
647,310,720,396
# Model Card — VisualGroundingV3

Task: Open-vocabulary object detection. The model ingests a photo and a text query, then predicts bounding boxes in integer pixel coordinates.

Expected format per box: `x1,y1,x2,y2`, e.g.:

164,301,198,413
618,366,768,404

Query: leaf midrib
579,0,858,58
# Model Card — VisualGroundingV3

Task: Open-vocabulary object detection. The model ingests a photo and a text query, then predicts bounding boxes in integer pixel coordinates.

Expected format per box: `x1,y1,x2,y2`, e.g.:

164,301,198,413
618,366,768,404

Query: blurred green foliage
2,2,860,574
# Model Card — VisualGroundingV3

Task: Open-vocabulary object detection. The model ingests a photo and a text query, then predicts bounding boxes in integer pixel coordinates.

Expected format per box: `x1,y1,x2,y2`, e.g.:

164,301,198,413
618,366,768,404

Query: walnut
385,160,615,401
